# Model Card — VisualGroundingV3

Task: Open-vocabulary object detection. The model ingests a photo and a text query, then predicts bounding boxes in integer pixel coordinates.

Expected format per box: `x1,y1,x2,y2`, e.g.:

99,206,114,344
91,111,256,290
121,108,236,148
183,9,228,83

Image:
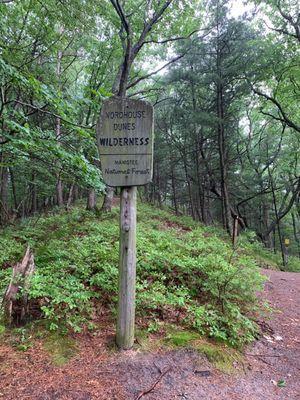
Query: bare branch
276,1,300,43
143,29,199,45
133,0,174,56
14,100,94,129
264,178,300,236
252,87,300,133
128,87,163,97
127,52,186,90
110,0,130,35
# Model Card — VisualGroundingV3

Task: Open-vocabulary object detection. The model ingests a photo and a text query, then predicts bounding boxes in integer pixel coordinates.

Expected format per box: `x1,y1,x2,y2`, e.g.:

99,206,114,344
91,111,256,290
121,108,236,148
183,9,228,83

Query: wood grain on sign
97,97,154,187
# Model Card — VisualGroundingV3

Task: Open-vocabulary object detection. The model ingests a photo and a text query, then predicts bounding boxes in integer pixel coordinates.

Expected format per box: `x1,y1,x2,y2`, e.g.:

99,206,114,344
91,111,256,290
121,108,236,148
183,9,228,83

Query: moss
194,341,243,374
137,324,243,375
165,329,200,347
43,333,78,366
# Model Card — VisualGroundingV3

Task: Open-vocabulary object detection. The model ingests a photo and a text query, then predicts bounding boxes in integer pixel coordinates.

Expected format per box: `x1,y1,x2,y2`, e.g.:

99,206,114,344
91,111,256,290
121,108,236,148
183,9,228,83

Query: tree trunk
195,141,206,223
56,44,64,207
73,185,79,202
87,188,97,211
269,170,286,269
292,212,300,257
183,153,195,220
262,201,272,248
2,246,35,326
30,173,37,213
101,186,114,212
9,167,18,212
216,59,232,234
170,157,178,215
56,178,64,207
0,154,9,225
66,183,75,210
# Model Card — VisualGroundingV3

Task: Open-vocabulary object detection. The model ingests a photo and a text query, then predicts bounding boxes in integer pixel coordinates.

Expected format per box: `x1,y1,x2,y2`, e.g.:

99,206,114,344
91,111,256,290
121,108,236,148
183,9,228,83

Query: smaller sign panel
284,238,290,246
97,97,154,187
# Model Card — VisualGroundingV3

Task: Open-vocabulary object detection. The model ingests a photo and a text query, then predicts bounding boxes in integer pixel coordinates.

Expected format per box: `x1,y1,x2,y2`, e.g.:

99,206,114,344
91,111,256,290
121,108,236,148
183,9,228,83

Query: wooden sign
96,97,154,350
97,97,154,187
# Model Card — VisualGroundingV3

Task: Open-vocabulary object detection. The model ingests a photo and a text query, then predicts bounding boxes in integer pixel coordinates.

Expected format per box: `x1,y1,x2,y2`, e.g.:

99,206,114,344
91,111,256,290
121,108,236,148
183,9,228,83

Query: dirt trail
0,269,299,400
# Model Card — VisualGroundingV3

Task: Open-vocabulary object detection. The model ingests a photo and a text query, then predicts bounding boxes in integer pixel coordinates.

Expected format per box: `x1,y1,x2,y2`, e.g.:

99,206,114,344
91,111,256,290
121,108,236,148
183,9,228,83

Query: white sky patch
229,0,256,18
141,1,266,80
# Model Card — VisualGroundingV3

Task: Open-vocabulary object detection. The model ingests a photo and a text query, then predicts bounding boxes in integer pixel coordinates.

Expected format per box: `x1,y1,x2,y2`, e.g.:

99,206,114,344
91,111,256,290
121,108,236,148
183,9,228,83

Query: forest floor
0,268,299,400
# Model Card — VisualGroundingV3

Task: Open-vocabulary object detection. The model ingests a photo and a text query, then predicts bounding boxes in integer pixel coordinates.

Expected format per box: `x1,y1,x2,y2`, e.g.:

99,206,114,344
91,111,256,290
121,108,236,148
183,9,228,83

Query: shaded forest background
0,0,299,262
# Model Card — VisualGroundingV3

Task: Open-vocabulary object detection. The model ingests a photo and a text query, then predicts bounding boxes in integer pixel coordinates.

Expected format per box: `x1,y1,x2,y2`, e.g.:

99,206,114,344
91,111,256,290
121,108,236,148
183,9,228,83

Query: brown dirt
156,219,192,233
0,269,299,400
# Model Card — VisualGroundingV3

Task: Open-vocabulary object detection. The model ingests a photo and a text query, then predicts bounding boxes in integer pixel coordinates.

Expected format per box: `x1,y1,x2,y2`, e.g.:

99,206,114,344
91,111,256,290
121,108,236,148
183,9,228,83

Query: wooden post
116,186,137,349
97,98,153,350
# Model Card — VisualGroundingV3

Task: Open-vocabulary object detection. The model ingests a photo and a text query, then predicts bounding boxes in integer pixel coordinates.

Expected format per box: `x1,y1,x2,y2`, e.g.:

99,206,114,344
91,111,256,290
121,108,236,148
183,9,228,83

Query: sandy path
0,269,299,399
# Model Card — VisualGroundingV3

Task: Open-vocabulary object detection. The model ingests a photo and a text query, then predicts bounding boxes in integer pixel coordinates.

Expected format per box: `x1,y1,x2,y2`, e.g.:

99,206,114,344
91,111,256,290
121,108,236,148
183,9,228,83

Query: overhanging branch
127,52,186,90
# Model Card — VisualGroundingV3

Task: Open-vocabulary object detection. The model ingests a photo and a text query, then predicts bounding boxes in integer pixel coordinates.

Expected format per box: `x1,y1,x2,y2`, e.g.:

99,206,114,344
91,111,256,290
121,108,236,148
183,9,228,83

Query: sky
229,0,256,19
142,1,259,79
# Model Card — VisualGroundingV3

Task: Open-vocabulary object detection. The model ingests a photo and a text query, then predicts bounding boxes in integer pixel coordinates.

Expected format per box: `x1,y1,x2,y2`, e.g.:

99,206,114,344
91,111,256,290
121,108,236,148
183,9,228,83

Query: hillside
2,201,297,339
0,202,270,344
0,203,300,399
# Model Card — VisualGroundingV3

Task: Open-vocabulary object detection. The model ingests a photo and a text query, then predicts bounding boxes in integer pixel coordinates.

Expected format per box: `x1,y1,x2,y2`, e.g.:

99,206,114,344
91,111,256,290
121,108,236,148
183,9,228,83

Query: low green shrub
0,203,268,346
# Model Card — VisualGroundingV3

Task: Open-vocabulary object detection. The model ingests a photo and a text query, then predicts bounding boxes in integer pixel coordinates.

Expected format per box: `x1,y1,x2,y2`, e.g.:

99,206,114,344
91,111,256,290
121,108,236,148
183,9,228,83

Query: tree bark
56,44,64,207
262,201,272,248
170,159,178,215
0,153,9,225
2,246,35,326
101,186,114,212
66,183,75,210
56,178,64,207
30,172,37,213
292,212,300,257
216,31,232,235
269,169,286,269
9,167,18,214
86,188,97,211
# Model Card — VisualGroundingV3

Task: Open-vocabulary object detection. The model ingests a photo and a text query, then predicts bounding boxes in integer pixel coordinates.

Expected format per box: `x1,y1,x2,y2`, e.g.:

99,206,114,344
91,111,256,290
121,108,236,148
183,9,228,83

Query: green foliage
0,325,5,336
7,327,33,352
0,203,267,347
277,379,286,388
239,231,300,272
285,256,300,273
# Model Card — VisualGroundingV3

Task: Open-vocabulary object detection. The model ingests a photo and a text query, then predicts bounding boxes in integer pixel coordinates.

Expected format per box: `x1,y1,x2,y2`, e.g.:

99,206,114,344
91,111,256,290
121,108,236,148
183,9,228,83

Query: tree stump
2,245,35,326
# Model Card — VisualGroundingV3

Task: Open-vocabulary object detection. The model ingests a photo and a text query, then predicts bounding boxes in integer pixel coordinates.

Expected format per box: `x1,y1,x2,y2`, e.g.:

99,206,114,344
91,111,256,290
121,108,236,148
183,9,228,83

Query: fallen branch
134,367,171,400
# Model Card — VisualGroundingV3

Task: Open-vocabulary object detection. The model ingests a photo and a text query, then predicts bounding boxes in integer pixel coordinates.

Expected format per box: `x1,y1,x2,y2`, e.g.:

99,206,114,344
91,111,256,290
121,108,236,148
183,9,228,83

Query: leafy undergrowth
238,231,300,272
0,202,274,348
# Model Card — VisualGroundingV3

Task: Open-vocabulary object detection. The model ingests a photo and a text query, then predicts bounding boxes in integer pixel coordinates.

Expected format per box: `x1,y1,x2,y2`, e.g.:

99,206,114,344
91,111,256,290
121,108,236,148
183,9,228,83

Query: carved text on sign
97,98,154,187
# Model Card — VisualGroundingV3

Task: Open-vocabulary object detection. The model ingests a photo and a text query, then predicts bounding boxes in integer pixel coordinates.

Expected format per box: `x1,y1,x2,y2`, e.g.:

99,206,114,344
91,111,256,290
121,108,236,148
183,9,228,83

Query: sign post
97,97,153,349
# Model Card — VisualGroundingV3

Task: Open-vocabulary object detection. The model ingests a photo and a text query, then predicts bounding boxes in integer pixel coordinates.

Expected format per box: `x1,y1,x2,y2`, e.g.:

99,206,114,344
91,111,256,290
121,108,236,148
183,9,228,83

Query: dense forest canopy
0,0,299,262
